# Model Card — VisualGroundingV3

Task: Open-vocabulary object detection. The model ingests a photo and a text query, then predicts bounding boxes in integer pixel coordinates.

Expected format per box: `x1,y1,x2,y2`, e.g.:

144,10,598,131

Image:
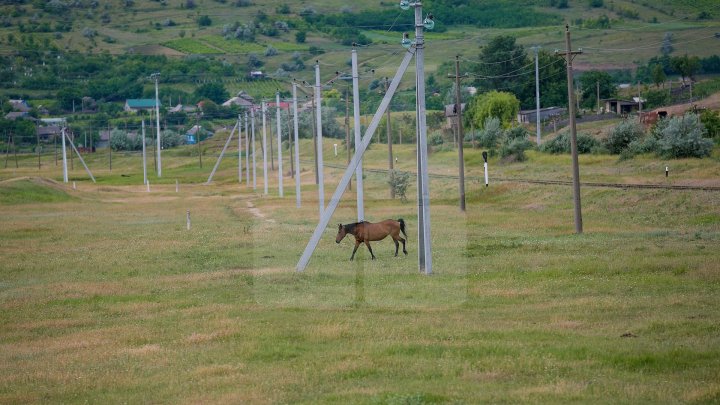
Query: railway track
313,161,720,192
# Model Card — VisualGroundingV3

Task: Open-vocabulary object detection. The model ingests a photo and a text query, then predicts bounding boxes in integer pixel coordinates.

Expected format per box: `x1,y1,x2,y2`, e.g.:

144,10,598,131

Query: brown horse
336,219,407,260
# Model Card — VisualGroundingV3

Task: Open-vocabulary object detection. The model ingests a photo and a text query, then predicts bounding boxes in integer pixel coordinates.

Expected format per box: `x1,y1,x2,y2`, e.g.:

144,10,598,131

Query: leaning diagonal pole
206,120,239,184
64,130,96,183
297,48,415,272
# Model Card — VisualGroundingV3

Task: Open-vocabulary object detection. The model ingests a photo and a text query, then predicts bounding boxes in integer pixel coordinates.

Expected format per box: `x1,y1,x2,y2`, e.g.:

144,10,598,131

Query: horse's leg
393,238,399,257
350,240,361,261
365,241,376,260
400,237,407,255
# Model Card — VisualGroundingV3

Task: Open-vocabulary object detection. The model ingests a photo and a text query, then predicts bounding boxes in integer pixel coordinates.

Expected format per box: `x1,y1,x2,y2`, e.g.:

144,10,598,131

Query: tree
197,15,212,27
295,31,306,43
56,87,83,111
578,70,615,109
671,55,701,84
472,36,530,106
605,120,644,154
194,82,228,104
467,91,520,129
651,64,666,88
656,113,713,158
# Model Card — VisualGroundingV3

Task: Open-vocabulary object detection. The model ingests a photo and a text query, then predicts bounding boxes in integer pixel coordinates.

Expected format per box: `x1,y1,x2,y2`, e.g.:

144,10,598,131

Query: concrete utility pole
292,83,301,208
195,114,202,168
315,62,325,213
448,55,468,212
557,24,583,234
142,120,147,185
414,2,433,274
61,127,68,183
151,72,162,177
533,46,541,146
384,77,394,199
108,124,111,171
596,80,600,113
262,102,268,195
286,103,294,179
275,92,284,197
310,96,318,185
351,48,364,220
238,114,242,183
251,109,257,191
245,111,250,185
345,87,351,191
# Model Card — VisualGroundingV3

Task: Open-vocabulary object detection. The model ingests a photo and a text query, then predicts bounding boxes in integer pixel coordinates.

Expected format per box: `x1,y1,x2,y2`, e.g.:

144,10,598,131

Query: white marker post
483,151,489,187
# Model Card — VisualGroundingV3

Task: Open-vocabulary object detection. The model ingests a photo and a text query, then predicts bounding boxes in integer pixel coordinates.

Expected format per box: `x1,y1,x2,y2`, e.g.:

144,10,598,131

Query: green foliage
468,91,520,130
295,31,306,44
194,82,228,104
197,15,212,27
589,0,604,7
699,109,720,141
644,89,671,109
475,117,503,148
578,71,616,109
499,126,533,162
161,129,184,148
429,132,444,146
651,64,667,88
605,120,645,154
655,113,713,158
540,132,599,154
109,129,141,151
671,54,701,82
388,170,410,202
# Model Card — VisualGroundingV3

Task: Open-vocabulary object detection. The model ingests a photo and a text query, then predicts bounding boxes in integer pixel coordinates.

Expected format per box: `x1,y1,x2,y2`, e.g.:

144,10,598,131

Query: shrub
699,109,720,141
655,113,713,158
605,119,644,154
476,117,503,148
540,132,599,154
161,129,183,148
499,126,532,161
388,170,410,202
429,132,444,146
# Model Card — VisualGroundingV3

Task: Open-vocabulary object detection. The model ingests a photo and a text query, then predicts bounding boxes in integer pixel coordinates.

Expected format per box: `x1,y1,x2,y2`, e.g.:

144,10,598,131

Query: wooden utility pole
596,80,600,113
269,110,274,171
54,133,57,166
385,77,394,198
448,56,468,212
108,124,112,171
37,123,41,170
196,114,202,168
556,24,583,234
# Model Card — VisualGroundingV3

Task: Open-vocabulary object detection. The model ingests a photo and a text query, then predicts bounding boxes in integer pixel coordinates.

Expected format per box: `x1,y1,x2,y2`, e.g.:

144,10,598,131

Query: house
266,101,290,110
168,104,197,114
185,125,202,144
517,107,567,124
4,111,30,120
37,125,63,141
222,91,255,108
124,99,160,113
603,98,640,115
250,71,264,79
9,99,31,112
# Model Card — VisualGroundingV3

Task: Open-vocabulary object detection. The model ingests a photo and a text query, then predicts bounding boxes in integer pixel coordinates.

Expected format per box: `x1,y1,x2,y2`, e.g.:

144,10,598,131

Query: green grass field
1,127,719,403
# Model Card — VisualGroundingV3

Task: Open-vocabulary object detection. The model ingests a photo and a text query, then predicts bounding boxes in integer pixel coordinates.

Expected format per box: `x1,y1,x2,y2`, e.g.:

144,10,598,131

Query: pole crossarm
296,48,416,272
205,120,239,184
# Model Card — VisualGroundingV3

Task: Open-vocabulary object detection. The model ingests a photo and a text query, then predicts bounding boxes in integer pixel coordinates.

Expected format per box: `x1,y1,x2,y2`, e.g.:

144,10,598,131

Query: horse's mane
343,221,368,234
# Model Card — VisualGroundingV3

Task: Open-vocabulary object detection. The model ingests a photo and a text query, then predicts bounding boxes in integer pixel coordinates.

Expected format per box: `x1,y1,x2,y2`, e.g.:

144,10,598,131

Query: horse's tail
398,218,407,240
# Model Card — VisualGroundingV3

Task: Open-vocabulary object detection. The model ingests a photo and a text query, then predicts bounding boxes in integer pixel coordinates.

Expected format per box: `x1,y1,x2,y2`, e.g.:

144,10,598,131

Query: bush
699,109,720,141
655,113,713,158
605,119,644,154
429,132,444,146
499,137,533,162
161,129,183,148
476,117,503,148
388,170,410,203
540,132,599,154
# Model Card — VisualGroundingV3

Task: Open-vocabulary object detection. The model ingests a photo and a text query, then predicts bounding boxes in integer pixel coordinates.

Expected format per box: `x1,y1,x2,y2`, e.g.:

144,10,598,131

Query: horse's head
336,224,347,244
